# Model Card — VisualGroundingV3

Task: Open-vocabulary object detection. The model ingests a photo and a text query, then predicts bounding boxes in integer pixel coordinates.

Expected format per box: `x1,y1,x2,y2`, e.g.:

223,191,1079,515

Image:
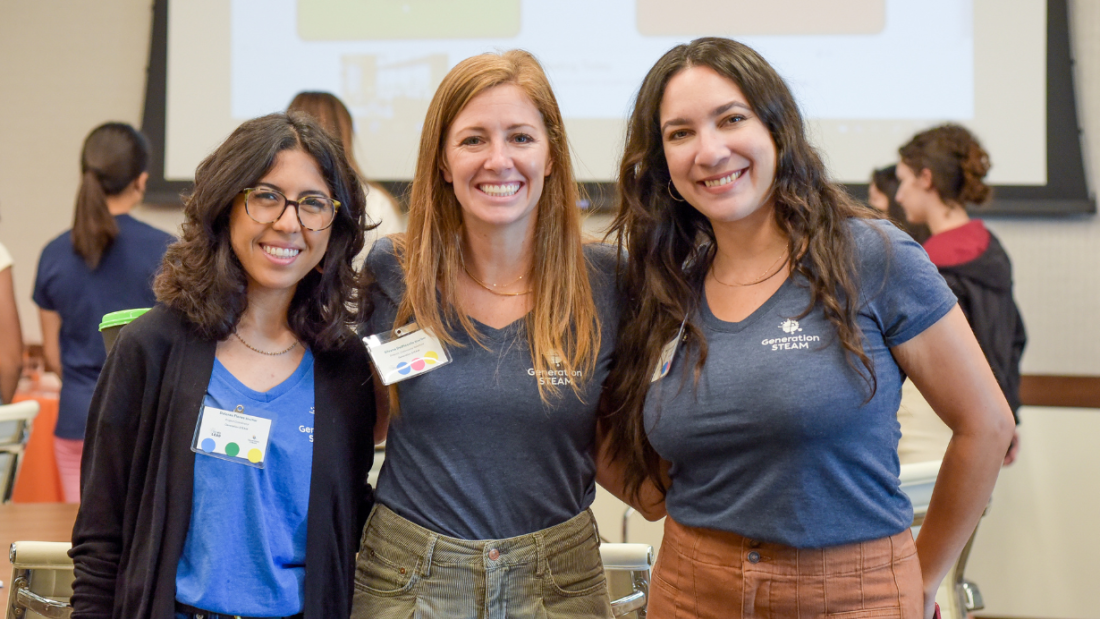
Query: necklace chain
459,250,532,297
232,330,300,356
463,264,533,296
710,251,789,287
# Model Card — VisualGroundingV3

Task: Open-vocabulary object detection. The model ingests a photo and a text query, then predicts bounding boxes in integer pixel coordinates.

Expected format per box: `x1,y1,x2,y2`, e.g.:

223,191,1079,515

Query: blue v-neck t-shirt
176,350,316,616
645,220,956,549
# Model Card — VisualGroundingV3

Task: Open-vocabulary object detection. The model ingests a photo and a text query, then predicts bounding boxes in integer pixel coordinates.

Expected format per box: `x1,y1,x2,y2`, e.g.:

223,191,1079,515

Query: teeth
480,183,521,196
263,245,300,258
704,170,743,188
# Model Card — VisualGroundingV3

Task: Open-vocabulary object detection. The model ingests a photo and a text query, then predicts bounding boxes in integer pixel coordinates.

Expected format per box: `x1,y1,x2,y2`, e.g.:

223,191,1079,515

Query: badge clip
364,321,452,385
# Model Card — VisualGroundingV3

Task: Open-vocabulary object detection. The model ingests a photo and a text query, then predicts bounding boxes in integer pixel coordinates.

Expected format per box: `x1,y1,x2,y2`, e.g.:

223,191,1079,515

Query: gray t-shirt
645,220,956,548
365,238,621,539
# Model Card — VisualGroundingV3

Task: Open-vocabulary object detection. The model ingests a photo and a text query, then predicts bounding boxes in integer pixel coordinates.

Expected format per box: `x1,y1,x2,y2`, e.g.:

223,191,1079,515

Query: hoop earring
667,179,685,203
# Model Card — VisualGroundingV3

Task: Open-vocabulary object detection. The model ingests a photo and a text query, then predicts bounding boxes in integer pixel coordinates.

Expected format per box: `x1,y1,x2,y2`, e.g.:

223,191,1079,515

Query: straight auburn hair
73,123,149,268
391,49,599,402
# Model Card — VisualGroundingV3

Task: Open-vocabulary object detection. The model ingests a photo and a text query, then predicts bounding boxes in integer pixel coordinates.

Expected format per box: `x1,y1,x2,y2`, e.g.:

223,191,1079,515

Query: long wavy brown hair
603,37,883,502
386,50,599,402
155,112,367,350
899,123,992,208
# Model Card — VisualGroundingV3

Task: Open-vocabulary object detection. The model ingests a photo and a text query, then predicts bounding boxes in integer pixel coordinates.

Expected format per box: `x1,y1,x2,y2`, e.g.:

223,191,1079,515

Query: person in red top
896,123,1025,465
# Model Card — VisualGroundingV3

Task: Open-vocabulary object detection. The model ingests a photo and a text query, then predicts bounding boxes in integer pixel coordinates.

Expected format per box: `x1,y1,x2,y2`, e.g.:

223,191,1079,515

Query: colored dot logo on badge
411,358,426,371
661,361,670,374
201,438,216,453
225,442,240,458
247,448,263,463
423,351,439,364
396,361,411,375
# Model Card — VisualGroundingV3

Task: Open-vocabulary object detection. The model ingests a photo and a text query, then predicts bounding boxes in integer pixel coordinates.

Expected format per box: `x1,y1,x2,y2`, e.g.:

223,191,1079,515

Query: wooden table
0,502,79,608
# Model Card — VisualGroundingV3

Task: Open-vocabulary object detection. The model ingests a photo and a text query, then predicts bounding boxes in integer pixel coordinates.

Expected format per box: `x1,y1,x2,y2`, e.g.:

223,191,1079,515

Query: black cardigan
69,306,375,619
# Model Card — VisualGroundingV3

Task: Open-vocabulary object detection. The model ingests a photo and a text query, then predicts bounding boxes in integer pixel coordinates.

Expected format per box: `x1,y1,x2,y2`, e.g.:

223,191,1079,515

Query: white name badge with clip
364,322,452,385
651,319,687,383
191,404,274,469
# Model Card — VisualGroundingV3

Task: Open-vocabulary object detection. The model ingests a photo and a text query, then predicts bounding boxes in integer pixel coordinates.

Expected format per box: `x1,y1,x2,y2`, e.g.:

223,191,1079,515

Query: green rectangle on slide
298,0,521,40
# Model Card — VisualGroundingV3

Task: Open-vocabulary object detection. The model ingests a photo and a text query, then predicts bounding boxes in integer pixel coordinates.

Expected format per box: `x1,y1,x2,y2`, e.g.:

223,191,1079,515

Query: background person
896,123,1026,466
0,237,22,403
69,113,376,619
288,91,405,255
602,38,1015,619
869,164,931,244
352,50,618,618
31,122,174,502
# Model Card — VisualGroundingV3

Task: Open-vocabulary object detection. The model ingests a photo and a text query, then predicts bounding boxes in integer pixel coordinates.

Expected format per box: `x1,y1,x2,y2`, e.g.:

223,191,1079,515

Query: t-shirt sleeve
362,236,404,335
32,243,57,311
0,241,12,272
855,219,957,348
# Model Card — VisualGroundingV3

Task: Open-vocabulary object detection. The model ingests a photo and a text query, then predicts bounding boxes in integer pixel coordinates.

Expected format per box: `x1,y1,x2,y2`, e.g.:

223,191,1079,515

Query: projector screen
162,0,1045,187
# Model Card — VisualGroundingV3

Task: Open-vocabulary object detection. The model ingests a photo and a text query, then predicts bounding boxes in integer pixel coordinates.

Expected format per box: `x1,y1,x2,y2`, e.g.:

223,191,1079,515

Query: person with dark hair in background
601,38,1015,619
897,123,1026,466
32,122,175,502
0,235,23,404
869,164,931,244
68,113,376,619
288,91,406,253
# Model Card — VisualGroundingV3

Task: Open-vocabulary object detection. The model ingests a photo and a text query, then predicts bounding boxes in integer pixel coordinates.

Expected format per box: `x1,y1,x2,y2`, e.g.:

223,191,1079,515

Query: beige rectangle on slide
636,0,885,36
298,0,521,40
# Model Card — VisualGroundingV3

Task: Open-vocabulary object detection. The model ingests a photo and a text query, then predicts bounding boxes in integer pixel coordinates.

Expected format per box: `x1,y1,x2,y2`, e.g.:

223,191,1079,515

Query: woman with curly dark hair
897,123,1026,466
69,112,377,619
601,38,1014,618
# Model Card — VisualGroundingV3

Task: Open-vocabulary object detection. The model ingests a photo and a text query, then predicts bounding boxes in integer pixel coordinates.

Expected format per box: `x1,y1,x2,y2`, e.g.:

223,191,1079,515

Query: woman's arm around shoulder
594,419,668,522
891,305,1014,619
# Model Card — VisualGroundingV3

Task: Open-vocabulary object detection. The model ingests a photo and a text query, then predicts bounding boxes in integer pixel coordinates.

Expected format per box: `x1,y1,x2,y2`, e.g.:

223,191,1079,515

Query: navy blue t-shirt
365,239,621,540
32,214,174,439
645,220,956,548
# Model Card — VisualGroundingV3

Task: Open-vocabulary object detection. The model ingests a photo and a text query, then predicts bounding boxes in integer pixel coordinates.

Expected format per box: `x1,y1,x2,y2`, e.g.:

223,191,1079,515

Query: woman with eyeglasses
69,112,376,619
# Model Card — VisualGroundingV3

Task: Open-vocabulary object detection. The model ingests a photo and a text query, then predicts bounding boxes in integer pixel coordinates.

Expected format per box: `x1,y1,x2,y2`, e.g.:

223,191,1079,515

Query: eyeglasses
240,187,341,231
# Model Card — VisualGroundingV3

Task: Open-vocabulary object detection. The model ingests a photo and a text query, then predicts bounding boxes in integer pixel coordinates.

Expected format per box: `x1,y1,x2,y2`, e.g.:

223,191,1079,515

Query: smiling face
659,65,778,226
229,148,333,296
441,83,552,236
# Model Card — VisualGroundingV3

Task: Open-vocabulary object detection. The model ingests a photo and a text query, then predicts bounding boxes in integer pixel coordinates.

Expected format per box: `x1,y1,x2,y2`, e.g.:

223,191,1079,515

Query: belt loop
588,509,602,543
534,532,547,577
421,534,438,577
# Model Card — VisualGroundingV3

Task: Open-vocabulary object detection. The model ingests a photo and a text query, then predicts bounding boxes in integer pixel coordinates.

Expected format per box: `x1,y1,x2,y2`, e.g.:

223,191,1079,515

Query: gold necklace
710,252,789,287
232,330,300,356
462,264,533,296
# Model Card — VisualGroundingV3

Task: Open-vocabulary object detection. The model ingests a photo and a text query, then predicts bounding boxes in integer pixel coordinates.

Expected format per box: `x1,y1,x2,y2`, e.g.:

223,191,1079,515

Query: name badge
651,320,687,383
364,322,452,385
191,404,274,469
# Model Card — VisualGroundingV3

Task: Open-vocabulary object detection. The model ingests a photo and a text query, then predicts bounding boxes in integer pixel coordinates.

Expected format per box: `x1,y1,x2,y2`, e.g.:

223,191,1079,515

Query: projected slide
166,0,1044,185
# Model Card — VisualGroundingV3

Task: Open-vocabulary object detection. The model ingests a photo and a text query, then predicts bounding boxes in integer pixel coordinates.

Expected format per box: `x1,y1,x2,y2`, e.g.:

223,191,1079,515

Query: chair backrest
0,400,40,503
601,542,654,618
6,541,74,619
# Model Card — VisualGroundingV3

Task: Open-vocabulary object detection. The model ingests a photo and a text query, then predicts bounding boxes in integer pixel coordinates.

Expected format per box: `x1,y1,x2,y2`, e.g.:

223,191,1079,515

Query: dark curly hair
899,123,992,207
603,37,884,503
154,112,368,350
